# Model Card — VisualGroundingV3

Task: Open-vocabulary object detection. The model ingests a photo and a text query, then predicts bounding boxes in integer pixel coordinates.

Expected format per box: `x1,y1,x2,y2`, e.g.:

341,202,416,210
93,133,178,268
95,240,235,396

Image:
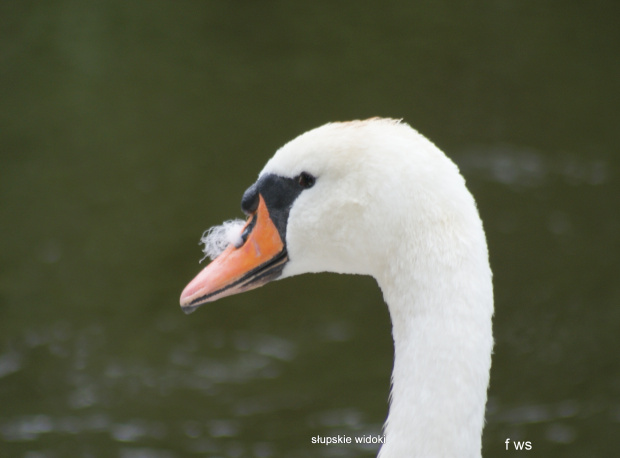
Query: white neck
376,223,493,458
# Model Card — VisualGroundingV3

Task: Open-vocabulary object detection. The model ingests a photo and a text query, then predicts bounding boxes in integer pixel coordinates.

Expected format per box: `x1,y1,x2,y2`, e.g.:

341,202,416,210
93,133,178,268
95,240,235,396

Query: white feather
200,219,245,261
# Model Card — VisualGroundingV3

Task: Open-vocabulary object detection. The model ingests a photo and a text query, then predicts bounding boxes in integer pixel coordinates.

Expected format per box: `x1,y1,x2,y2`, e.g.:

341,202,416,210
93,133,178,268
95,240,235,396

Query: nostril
241,183,259,215
240,213,258,244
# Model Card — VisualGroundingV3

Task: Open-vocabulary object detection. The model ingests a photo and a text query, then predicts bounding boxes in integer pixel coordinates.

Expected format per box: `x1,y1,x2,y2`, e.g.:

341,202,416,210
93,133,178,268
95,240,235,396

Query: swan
180,118,494,457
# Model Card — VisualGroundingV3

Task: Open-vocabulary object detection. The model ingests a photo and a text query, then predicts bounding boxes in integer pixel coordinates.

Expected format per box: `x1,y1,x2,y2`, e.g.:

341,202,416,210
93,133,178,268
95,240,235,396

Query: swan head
180,118,475,313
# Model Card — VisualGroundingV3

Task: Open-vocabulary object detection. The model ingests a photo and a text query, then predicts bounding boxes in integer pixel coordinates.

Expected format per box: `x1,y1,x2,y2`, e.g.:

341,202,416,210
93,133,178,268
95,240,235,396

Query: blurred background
1,1,619,457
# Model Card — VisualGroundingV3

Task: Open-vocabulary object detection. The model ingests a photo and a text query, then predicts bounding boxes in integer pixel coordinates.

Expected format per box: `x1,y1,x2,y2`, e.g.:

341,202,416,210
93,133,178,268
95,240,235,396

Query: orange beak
180,195,287,314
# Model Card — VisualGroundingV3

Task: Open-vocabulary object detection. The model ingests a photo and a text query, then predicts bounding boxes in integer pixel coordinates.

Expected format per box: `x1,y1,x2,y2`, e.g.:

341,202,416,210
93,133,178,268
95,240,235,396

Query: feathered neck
376,211,493,458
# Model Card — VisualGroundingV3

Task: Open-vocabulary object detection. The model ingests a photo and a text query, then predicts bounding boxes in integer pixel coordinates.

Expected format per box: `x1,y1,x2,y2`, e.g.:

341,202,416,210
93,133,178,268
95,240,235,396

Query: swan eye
297,172,316,189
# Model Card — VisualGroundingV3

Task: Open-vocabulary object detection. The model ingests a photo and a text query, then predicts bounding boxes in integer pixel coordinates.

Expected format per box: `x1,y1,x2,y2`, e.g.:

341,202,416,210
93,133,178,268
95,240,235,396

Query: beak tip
180,290,203,314
180,303,199,315
180,289,197,314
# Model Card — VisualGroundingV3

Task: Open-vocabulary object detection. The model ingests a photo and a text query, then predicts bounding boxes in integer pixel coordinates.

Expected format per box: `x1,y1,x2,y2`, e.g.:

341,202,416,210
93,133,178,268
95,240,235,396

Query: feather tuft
200,219,245,262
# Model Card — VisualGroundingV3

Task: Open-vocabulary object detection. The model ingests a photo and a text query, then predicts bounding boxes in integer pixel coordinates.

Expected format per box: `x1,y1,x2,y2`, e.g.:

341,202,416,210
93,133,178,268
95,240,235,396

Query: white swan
180,118,494,457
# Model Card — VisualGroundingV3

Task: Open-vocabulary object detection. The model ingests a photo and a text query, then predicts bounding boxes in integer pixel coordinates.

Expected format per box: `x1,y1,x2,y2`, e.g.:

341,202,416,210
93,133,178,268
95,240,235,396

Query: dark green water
2,1,619,457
